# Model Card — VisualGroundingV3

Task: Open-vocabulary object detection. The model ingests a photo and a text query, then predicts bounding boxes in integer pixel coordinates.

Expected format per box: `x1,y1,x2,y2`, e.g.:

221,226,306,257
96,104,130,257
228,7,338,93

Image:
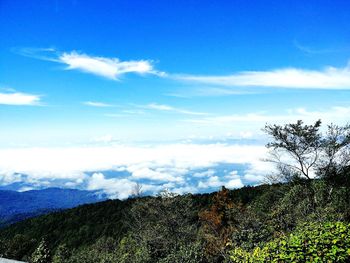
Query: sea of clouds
0,143,273,199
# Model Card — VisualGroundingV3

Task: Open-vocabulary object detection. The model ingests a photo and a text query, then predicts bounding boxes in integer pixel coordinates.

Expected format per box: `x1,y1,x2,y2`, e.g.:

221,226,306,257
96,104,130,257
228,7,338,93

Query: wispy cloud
0,91,41,106
83,101,113,107
143,103,208,116
104,113,129,118
121,109,146,115
184,106,350,126
17,48,161,80
293,40,349,55
166,87,259,98
174,62,350,89
17,47,350,89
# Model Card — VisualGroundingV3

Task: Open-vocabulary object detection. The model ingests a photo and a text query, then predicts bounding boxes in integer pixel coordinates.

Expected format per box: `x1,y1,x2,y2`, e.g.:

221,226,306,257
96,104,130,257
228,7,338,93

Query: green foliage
128,192,198,261
158,242,206,263
0,199,133,250
52,244,70,263
229,222,350,262
2,234,35,261
68,235,150,263
114,235,150,263
30,239,51,263
68,236,119,263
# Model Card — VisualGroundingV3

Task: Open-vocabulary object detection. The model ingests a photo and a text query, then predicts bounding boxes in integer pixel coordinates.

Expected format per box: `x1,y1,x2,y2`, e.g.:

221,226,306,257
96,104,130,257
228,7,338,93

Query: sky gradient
0,0,350,197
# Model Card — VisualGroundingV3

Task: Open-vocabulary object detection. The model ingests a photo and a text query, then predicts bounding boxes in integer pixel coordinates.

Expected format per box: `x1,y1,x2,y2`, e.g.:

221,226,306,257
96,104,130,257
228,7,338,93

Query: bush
229,222,350,262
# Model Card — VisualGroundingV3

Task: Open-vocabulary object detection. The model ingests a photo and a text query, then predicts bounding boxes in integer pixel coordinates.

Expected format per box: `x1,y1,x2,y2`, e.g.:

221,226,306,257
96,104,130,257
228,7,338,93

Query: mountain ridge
0,188,108,227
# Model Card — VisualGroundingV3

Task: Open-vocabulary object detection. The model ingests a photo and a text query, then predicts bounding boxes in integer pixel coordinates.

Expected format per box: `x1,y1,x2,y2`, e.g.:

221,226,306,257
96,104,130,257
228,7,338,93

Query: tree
128,190,198,261
264,120,350,183
264,120,350,214
158,242,205,263
0,239,7,257
131,182,143,198
318,123,350,185
52,244,70,263
115,235,150,263
30,239,51,263
264,120,322,182
199,186,242,261
67,236,120,263
4,234,35,261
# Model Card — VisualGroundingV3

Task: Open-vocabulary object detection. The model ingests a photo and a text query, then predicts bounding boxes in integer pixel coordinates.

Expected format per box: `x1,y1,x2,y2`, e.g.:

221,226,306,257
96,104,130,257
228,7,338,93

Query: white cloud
0,172,24,185
59,51,158,80
198,176,243,189
244,173,265,182
83,101,113,107
175,62,350,89
172,185,200,195
0,92,41,105
144,103,208,116
18,48,160,80
128,166,183,182
226,178,244,189
87,173,135,199
224,170,239,179
18,186,34,192
87,172,183,199
198,176,223,189
146,103,174,111
193,169,216,178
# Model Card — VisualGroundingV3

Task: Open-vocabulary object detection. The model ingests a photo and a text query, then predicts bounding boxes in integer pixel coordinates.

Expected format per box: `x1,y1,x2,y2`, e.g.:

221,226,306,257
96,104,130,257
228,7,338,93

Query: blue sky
0,1,350,197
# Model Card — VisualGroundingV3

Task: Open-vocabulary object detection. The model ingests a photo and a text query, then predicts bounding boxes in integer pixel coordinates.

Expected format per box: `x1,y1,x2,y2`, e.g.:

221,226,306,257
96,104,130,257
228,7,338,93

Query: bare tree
131,182,143,197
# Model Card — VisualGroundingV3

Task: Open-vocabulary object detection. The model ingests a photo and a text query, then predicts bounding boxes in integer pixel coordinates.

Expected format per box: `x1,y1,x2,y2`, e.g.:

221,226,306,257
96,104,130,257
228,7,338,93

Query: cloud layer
0,143,269,199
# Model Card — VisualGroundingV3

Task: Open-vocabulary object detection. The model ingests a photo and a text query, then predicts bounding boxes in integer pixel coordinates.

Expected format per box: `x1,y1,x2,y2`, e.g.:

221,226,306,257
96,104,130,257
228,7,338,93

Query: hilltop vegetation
0,120,349,262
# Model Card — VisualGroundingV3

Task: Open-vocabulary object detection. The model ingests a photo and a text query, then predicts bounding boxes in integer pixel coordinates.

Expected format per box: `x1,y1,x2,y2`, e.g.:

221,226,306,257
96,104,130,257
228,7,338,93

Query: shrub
229,222,350,262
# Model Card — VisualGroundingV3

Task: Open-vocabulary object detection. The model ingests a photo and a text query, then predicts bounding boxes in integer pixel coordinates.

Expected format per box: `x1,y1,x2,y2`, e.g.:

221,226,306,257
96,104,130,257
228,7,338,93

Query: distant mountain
0,188,108,227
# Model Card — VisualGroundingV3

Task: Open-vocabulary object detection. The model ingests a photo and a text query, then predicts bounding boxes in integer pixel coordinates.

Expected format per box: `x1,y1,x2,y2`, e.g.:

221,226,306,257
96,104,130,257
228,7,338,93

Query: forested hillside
0,120,349,262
